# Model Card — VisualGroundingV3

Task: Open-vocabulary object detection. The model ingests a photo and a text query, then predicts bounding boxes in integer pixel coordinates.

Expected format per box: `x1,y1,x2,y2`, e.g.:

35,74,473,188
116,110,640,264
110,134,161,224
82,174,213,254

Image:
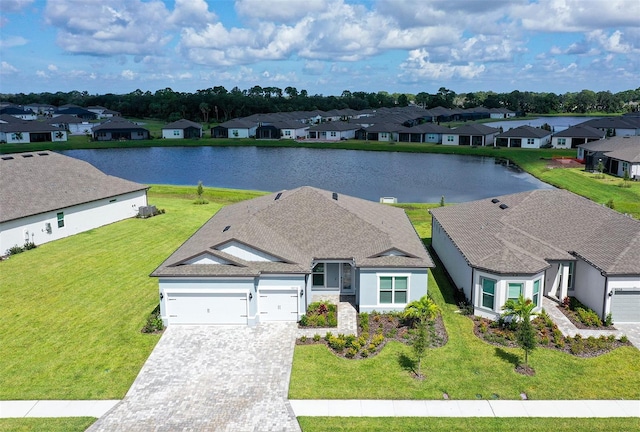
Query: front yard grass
0,185,260,400
0,417,95,432
288,209,640,401
297,417,640,432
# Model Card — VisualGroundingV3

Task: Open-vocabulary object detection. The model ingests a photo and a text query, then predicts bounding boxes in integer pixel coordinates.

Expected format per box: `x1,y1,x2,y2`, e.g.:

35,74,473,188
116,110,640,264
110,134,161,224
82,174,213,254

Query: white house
151,186,434,326
211,119,257,139
430,190,640,323
551,124,605,149
578,136,640,179
443,124,500,146
496,125,552,148
307,122,359,141
0,121,67,144
0,152,148,254
162,119,203,139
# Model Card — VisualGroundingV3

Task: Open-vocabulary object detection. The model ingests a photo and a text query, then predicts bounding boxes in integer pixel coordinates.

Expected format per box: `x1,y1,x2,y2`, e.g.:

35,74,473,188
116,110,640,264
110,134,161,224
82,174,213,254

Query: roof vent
499,203,509,210
1,156,14,160
223,225,231,232
332,192,338,200
38,152,49,156
491,198,500,204
274,192,282,200
22,154,34,158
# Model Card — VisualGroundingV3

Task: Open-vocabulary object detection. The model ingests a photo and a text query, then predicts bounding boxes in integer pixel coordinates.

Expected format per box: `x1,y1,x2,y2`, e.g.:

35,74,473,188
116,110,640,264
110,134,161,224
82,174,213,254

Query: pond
62,146,554,203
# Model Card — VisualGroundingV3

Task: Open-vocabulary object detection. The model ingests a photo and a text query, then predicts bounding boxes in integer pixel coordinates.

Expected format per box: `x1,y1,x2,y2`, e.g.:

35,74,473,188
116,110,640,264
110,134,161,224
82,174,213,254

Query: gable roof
497,125,552,139
430,189,640,276
0,152,148,223
554,124,605,138
92,118,148,132
163,119,203,130
578,136,640,163
0,121,64,133
450,124,500,135
152,186,433,277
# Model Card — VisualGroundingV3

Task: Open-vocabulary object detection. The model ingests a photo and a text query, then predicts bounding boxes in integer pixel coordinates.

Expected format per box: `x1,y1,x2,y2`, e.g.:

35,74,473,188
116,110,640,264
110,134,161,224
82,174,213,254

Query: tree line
2,86,638,123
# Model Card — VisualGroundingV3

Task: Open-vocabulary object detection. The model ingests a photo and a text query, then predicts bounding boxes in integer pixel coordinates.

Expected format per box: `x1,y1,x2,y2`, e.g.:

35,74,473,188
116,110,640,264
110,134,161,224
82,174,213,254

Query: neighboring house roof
152,186,434,278
55,107,96,118
497,125,552,139
92,118,148,132
430,189,640,276
450,124,500,135
553,124,605,138
48,114,84,124
0,121,64,133
0,151,148,223
364,123,404,133
580,116,640,130
403,123,451,134
0,106,34,115
0,114,21,123
215,119,257,129
308,122,361,132
163,119,203,130
578,136,640,163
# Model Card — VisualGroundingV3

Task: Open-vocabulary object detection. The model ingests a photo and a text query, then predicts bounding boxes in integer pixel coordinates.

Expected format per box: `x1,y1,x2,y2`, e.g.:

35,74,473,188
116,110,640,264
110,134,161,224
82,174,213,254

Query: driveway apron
88,323,300,432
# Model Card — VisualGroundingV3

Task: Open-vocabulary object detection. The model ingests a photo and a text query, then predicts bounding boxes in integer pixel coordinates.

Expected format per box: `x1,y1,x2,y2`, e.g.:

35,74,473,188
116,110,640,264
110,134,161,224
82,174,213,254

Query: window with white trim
533,279,541,307
330,131,337,137
481,277,496,309
567,262,574,290
527,138,535,145
557,138,566,146
312,263,324,286
173,130,180,136
379,276,408,304
507,283,523,302
57,212,65,228
447,135,454,142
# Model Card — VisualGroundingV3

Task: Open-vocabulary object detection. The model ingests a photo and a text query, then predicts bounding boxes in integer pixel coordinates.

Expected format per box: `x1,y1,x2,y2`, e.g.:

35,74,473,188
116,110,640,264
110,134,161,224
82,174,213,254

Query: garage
259,289,299,322
167,292,248,325
610,289,640,323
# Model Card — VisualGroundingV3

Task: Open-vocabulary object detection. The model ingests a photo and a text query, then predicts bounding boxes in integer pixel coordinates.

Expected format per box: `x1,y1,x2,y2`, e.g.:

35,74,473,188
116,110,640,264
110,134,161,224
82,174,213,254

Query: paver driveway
88,323,300,432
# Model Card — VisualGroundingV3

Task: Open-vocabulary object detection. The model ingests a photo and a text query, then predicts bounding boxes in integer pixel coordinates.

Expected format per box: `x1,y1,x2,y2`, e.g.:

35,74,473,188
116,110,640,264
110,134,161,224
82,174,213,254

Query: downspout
601,272,609,321
470,268,475,308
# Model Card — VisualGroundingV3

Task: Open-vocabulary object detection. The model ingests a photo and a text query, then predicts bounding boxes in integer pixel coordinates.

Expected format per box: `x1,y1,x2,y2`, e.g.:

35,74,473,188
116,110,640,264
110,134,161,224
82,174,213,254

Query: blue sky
1,0,638,96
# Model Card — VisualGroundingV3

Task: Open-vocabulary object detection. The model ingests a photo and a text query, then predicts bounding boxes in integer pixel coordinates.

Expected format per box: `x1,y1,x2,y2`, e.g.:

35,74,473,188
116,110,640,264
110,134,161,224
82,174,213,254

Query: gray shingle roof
152,186,434,277
0,121,64,133
0,152,148,223
163,119,203,129
554,124,605,138
430,189,640,276
92,118,148,132
497,125,552,139
451,124,500,135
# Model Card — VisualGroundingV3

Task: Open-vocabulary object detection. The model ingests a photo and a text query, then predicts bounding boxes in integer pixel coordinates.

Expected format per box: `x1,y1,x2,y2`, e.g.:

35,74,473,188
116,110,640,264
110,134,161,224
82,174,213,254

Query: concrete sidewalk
0,400,120,418
289,399,640,418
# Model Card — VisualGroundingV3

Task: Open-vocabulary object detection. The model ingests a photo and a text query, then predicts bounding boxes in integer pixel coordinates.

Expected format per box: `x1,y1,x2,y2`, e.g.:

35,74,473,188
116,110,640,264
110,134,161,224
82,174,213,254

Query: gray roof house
152,186,434,325
551,124,605,149
0,151,148,254
430,189,640,323
162,119,203,139
443,124,500,146
307,122,360,141
496,125,552,148
92,118,150,141
578,136,640,179
0,121,67,144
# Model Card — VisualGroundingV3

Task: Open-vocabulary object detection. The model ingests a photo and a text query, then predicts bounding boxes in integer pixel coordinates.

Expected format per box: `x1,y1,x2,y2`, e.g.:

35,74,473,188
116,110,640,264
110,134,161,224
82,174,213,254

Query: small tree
439,195,445,207
194,181,207,205
516,314,536,367
502,295,537,368
412,324,428,378
622,169,631,188
596,160,605,178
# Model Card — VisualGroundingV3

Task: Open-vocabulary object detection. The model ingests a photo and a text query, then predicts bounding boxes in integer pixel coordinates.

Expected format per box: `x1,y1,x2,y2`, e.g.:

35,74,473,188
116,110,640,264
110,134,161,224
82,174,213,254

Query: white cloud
1,0,34,13
235,0,329,23
121,69,136,80
36,70,47,78
168,0,216,26
399,48,486,81
0,36,28,48
47,64,58,72
0,61,19,74
587,30,640,54
303,60,325,75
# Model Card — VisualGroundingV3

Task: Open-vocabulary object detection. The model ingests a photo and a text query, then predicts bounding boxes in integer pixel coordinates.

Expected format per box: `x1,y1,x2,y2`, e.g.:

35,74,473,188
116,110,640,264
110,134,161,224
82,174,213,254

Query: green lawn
0,186,262,400
298,417,640,432
0,418,95,432
289,208,640,401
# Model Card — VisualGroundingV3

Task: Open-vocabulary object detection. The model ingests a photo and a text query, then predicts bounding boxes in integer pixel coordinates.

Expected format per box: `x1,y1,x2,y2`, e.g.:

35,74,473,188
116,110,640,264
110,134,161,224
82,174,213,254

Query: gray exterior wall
432,218,473,300
573,257,606,320
357,268,428,313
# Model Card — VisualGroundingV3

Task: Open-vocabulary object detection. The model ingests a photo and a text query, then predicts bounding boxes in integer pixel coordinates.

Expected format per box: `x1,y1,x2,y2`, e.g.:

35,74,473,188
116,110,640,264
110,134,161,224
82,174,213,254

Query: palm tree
502,295,538,368
403,295,439,325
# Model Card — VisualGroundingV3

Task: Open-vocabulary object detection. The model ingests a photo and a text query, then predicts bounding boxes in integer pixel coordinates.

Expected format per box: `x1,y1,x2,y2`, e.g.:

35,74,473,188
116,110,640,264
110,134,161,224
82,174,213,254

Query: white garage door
167,292,247,324
259,289,298,322
610,289,640,323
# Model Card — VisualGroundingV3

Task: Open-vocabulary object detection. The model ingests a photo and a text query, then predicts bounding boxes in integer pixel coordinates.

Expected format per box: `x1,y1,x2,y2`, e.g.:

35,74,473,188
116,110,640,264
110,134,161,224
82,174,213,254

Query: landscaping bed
296,311,447,359
298,301,338,328
473,310,630,358
557,297,615,329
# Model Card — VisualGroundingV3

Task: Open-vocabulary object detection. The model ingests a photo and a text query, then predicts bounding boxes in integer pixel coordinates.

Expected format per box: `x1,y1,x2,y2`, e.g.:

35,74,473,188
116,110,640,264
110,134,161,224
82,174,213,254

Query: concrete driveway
88,323,300,432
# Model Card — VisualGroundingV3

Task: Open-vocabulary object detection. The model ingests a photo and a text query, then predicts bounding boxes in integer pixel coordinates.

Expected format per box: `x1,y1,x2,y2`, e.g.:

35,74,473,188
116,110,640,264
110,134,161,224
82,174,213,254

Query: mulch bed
296,312,448,359
555,305,616,330
472,313,631,358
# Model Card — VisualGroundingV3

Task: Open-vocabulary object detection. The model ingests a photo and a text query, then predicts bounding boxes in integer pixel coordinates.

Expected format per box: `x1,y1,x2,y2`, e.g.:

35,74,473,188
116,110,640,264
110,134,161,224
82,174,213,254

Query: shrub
604,313,613,327
575,307,602,327
8,245,24,256
328,336,346,352
359,313,370,332
367,343,377,353
326,311,337,327
345,348,358,358
372,333,385,347
478,321,488,333
324,331,333,342
299,315,309,326
300,335,307,343
562,296,571,309
23,241,37,250
360,350,369,358
141,306,164,333
313,333,321,342
316,315,326,327
620,335,629,343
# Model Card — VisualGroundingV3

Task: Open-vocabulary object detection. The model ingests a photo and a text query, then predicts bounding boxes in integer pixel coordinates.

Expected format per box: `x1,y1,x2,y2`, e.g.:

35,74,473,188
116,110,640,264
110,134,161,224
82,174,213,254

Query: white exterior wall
613,160,640,178
358,268,428,313
606,276,640,320
552,137,571,149
520,135,551,149
442,134,459,145
431,218,472,300
158,277,257,325
2,132,30,144
472,270,545,320
162,128,184,139
51,131,68,142
0,190,147,254
572,257,606,318
229,128,250,138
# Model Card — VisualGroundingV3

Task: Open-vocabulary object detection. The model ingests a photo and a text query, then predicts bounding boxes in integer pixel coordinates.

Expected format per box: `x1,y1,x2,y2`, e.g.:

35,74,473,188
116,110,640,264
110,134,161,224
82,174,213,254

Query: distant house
24,103,56,116
151,186,434,326
0,151,148,254
0,106,37,121
0,121,67,144
92,118,150,141
87,106,121,119
551,124,605,149
398,124,452,143
211,119,257,139
443,124,500,146
580,117,640,137
488,108,516,119
495,125,552,148
362,123,403,142
307,122,359,141
578,136,640,179
47,114,93,135
54,107,97,121
256,120,309,139
431,189,640,323
162,119,203,139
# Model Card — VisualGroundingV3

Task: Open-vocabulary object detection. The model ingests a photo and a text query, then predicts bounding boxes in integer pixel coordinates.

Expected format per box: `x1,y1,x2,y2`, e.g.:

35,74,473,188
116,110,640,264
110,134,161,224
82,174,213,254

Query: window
447,135,454,142
508,283,523,301
557,138,566,146
533,279,541,307
622,162,629,174
312,263,324,286
567,262,574,289
427,134,436,141
284,130,291,136
330,131,337,137
481,278,496,309
232,130,239,137
379,276,408,304
173,130,180,136
527,138,535,145
57,212,65,228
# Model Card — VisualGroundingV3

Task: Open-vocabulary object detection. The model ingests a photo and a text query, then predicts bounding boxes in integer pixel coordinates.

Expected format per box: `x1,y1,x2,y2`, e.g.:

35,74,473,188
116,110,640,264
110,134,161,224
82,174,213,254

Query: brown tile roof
430,189,640,276
152,186,434,277
0,151,148,223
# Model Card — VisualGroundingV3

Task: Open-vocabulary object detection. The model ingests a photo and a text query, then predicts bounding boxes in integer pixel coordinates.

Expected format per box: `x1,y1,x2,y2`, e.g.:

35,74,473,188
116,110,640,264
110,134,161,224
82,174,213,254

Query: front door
341,263,354,295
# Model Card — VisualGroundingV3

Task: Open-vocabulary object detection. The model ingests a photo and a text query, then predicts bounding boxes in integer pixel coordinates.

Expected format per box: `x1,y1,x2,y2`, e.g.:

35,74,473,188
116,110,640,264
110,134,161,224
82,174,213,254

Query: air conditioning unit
138,205,158,218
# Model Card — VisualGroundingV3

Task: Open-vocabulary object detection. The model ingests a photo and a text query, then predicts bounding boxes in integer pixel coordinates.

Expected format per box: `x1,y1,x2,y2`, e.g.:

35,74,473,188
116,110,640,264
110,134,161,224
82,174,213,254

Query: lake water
62,147,553,203
486,116,598,132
